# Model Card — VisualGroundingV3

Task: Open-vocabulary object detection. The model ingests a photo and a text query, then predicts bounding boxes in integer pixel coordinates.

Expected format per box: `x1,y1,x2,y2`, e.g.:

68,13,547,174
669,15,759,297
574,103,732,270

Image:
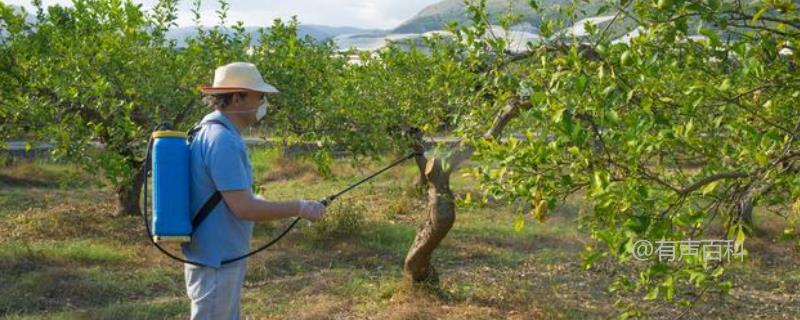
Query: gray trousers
184,260,247,320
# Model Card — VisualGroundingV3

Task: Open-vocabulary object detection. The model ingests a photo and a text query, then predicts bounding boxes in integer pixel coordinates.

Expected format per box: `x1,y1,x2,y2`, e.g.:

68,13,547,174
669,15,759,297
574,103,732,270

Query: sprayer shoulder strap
192,191,222,230
188,119,228,232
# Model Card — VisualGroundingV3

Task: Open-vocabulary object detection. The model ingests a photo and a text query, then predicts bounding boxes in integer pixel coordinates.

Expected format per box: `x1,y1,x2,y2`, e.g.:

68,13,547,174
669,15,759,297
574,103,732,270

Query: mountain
5,5,378,45
333,27,542,53
392,0,601,34
165,25,383,47
337,0,614,53
299,25,383,40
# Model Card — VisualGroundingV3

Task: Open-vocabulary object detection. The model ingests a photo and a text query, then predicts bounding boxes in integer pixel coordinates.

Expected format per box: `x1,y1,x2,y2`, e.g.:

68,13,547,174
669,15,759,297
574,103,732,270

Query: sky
6,0,441,29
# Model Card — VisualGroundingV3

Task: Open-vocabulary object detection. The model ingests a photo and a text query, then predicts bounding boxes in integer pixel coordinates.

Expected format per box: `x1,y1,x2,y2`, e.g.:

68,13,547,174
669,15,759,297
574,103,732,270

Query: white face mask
225,99,268,122
256,101,267,121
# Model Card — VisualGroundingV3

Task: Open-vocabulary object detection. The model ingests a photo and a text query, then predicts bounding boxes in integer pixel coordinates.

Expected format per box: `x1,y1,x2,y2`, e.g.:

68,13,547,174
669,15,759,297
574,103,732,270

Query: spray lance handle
320,195,336,207
299,196,334,227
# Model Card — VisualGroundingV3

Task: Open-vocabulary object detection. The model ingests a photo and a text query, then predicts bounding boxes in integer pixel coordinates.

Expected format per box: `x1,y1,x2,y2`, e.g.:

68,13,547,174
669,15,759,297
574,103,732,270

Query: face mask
224,99,268,122
256,101,267,121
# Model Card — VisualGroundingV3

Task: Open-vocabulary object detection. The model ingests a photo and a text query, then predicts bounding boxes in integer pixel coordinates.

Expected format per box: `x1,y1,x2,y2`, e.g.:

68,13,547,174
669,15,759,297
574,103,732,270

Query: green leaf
663,276,675,301
735,224,746,251
513,212,525,233
699,27,721,46
719,280,733,294
688,270,706,286
602,85,617,96
592,171,608,193
751,7,767,23
644,287,659,300
711,266,725,278
597,230,616,246
756,152,768,165
620,50,633,66
718,79,731,91
623,215,649,233
701,181,719,195
607,110,620,123
684,119,694,137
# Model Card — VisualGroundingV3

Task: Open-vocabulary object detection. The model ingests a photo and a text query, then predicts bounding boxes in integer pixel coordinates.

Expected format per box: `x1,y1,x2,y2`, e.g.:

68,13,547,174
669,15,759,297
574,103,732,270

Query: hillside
165,25,382,47
392,0,603,33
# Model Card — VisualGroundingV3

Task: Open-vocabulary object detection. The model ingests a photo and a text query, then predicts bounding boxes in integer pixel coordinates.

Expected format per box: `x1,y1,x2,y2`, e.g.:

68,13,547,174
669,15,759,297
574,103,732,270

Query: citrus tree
326,43,477,285
245,20,473,284
442,0,800,314
0,0,256,215
0,3,28,146
304,0,798,312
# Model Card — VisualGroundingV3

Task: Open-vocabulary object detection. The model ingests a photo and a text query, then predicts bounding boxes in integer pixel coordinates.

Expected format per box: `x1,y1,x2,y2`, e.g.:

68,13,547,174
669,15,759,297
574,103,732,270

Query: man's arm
220,190,323,222
202,130,324,222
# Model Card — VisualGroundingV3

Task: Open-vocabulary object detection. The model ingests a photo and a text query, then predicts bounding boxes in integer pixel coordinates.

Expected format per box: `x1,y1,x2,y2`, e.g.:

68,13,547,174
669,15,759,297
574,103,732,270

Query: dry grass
0,161,97,189
260,156,321,183
1,155,799,319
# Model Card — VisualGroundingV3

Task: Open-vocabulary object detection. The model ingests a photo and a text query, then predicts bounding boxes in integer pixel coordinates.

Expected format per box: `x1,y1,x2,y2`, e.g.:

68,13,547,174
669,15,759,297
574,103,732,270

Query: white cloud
6,0,440,29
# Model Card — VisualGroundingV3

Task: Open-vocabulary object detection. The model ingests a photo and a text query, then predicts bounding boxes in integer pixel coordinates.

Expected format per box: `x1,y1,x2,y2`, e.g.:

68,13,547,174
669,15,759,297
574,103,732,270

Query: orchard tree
310,0,799,312
443,0,800,314
331,43,477,284
248,17,350,175
2,0,253,215
246,17,477,285
0,3,37,147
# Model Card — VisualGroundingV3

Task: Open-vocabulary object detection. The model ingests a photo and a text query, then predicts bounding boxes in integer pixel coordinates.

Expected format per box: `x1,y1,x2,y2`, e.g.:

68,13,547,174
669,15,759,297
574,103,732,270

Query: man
183,62,326,319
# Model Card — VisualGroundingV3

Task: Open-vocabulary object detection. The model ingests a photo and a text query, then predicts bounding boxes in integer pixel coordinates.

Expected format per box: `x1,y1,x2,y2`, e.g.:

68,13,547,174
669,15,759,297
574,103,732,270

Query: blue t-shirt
181,111,254,268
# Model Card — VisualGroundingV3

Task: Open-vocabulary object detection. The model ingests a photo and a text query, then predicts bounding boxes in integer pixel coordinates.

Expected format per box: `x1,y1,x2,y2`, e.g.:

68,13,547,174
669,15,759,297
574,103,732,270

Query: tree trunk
400,98,527,286
115,164,146,216
413,147,428,192
737,194,754,231
403,157,456,285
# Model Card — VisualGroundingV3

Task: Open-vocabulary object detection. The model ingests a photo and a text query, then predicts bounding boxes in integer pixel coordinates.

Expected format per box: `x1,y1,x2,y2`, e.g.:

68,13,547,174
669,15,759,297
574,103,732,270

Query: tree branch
677,172,749,195
446,96,531,174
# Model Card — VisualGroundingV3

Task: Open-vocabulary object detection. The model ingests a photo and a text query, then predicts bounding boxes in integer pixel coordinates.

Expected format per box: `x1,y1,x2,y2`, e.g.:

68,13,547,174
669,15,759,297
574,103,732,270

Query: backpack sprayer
141,122,421,267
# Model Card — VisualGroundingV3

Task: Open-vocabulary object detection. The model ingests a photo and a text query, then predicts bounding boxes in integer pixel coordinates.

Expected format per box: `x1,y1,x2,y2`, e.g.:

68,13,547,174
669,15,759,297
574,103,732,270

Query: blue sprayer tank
151,130,192,243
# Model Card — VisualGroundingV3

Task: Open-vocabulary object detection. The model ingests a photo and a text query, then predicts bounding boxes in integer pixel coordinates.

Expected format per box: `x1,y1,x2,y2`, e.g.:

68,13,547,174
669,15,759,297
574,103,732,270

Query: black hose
141,134,420,267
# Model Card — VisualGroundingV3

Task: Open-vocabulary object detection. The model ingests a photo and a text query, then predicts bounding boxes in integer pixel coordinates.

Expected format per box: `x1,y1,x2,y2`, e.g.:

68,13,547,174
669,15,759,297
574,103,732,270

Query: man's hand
297,200,326,221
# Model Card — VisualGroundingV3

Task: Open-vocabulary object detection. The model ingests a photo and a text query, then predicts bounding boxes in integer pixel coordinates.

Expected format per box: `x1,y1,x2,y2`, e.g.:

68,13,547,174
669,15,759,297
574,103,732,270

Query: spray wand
142,146,422,266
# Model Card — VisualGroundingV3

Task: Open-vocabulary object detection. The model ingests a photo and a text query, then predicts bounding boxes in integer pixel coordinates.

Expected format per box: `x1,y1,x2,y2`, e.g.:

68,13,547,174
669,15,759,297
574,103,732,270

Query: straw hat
200,62,279,94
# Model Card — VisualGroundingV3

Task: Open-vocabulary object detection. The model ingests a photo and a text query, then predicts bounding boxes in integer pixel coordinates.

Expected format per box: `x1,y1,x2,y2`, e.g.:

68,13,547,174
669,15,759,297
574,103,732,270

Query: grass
0,152,798,319
0,240,134,264
4,297,188,320
0,160,97,189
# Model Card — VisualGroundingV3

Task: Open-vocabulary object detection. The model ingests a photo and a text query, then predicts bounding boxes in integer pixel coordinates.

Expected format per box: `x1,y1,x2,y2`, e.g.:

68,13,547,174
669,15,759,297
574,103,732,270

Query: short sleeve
204,131,250,192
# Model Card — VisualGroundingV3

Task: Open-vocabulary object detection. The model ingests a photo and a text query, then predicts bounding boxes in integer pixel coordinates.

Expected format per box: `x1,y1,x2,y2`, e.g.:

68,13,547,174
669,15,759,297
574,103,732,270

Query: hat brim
200,83,280,95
